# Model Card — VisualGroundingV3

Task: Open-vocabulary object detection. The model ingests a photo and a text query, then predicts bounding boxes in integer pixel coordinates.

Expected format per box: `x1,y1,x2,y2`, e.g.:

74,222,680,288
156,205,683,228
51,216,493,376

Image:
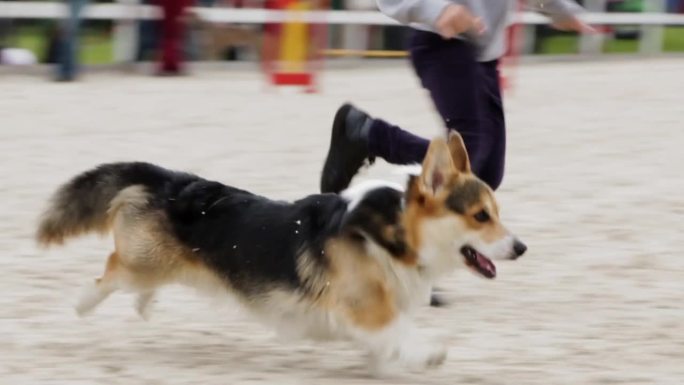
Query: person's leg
319,103,431,193
409,31,494,183
320,29,501,194
476,60,506,190
367,119,429,165
157,0,188,74
56,0,87,81
137,0,157,61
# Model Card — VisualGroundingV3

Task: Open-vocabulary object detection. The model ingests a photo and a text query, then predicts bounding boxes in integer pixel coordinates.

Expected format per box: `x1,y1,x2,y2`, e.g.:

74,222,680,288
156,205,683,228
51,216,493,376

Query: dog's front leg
349,313,447,374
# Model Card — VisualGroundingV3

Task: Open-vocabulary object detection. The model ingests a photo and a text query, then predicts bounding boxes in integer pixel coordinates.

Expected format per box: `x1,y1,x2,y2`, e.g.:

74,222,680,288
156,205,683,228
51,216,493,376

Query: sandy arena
1,58,682,384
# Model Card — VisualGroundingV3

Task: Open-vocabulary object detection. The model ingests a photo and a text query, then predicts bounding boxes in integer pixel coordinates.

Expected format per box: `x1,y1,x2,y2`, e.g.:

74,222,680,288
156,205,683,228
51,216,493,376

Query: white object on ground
0,48,38,66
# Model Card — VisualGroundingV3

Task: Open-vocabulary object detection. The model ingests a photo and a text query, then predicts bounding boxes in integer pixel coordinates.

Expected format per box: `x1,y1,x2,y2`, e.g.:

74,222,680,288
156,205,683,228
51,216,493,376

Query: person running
320,0,593,194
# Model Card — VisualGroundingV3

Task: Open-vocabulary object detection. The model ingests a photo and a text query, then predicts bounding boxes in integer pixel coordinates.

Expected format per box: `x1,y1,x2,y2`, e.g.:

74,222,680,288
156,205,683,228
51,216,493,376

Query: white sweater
376,0,584,61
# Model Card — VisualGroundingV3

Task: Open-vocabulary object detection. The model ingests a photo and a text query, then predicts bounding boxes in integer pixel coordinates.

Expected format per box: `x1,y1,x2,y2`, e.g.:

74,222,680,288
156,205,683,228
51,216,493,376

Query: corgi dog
36,133,525,373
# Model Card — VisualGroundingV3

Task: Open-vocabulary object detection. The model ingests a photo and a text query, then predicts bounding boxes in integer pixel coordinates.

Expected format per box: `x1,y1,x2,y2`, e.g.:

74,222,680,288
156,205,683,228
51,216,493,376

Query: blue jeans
137,0,159,61
56,0,88,80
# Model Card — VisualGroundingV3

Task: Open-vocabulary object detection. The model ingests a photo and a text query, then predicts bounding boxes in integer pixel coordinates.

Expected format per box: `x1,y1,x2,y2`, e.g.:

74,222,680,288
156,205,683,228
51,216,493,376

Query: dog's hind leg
76,252,121,317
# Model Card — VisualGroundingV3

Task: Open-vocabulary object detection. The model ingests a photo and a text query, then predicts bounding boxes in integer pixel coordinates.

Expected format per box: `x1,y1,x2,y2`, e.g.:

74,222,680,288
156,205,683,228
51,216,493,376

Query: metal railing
1,1,682,61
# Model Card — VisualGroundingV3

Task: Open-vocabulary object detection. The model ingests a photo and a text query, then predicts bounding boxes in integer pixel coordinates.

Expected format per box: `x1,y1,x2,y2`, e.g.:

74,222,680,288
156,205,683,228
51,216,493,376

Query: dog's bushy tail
36,162,180,247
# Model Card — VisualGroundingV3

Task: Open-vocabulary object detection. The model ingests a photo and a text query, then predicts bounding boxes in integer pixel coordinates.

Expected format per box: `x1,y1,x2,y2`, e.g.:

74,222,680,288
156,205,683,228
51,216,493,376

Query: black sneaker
320,103,375,194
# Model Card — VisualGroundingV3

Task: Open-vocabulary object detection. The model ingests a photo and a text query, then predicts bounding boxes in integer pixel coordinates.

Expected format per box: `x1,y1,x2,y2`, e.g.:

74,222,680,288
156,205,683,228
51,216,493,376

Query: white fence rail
1,1,683,61
1,2,684,25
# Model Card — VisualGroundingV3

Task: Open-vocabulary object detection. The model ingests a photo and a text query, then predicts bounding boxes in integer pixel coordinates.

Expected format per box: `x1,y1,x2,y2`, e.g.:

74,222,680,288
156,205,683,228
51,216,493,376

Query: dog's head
402,133,526,279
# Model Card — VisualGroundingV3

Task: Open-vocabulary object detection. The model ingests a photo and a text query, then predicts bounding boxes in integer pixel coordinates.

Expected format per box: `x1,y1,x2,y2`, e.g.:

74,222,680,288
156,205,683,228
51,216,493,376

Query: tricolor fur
36,133,525,373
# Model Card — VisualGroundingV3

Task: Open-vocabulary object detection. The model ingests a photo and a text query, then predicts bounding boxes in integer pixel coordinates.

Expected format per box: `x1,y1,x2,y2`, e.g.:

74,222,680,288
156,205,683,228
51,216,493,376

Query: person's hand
552,16,597,33
435,4,485,39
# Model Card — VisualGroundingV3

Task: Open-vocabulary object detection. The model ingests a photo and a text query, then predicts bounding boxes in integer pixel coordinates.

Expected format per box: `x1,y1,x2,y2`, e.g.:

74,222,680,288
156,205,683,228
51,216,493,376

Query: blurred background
0,0,683,73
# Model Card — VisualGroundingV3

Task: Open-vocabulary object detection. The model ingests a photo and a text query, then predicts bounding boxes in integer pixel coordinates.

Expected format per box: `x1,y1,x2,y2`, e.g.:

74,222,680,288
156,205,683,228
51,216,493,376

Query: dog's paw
425,347,447,367
366,351,391,377
75,302,93,318
396,339,447,370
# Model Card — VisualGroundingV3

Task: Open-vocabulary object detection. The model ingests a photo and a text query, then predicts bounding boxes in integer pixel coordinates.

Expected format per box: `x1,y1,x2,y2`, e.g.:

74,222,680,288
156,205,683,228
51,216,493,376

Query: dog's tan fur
38,134,522,373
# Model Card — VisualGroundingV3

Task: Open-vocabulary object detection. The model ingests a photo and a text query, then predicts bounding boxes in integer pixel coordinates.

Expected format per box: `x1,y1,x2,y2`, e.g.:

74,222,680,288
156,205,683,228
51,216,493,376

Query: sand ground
0,58,682,384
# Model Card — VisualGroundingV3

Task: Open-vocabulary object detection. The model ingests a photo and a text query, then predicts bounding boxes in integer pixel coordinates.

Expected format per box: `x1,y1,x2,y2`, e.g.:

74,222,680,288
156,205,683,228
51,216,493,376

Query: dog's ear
420,138,456,195
447,131,471,174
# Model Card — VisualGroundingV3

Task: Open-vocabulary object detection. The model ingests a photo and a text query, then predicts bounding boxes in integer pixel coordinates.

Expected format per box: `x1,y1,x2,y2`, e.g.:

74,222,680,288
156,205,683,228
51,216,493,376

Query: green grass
14,26,45,57
9,24,684,64
80,31,113,64
604,35,639,53
664,27,684,52
538,35,579,54
537,26,684,54
11,25,112,64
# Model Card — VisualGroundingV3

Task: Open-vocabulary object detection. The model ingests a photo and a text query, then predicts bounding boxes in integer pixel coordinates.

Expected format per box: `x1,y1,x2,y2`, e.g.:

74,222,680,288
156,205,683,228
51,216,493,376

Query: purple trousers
368,30,506,190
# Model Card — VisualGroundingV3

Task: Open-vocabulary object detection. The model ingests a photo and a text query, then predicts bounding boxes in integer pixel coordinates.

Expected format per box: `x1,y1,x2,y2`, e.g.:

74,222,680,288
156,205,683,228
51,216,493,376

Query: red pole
157,0,191,74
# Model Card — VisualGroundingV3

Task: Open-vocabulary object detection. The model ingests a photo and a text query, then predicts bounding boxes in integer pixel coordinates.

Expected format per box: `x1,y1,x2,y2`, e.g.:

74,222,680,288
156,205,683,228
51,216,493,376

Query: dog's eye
473,210,490,223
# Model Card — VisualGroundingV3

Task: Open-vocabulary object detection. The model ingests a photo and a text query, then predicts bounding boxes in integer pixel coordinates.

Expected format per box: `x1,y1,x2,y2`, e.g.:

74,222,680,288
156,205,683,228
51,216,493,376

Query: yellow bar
279,2,310,72
321,49,408,58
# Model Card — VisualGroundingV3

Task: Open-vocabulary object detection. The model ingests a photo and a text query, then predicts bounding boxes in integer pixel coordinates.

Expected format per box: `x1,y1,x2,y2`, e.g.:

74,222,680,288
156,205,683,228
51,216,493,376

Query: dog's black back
38,162,406,297
163,178,349,292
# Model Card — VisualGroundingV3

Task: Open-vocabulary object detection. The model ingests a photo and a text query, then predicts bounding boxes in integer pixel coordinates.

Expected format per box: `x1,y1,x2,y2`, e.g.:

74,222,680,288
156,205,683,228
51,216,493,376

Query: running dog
36,133,526,373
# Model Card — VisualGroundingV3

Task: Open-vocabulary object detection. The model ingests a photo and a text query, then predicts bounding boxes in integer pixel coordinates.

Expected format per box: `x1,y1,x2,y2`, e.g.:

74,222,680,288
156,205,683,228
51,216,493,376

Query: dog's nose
512,239,527,259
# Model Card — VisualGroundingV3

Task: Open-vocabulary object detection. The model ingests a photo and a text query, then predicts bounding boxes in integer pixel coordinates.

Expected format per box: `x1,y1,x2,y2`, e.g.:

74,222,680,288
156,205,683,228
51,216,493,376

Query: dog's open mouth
461,246,496,279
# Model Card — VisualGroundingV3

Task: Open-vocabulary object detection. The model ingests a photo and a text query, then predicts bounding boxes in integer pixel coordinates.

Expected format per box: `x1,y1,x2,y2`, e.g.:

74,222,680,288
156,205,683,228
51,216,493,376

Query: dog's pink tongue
476,253,497,278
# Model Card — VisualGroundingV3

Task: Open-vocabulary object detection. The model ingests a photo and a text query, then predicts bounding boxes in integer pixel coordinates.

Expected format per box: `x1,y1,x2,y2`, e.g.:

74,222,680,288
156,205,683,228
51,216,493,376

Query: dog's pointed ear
447,131,471,174
420,138,456,195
